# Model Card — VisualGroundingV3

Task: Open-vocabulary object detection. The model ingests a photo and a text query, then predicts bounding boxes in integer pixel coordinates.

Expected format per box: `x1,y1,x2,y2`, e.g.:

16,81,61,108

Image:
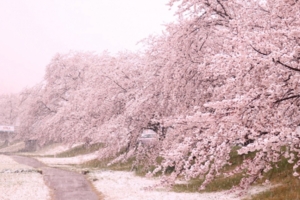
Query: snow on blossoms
1,0,300,191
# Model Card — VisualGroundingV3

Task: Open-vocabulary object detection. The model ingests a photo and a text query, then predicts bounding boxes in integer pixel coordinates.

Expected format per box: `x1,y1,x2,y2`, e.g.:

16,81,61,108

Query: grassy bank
51,143,104,157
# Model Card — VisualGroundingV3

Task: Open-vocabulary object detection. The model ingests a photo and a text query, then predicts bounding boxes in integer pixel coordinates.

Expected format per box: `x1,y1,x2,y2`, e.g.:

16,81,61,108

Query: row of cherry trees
141,0,300,190
1,0,300,191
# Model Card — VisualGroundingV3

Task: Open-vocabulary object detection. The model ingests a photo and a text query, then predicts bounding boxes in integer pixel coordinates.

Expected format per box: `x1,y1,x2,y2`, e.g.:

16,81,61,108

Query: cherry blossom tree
17,84,50,142
16,51,151,153
134,0,300,190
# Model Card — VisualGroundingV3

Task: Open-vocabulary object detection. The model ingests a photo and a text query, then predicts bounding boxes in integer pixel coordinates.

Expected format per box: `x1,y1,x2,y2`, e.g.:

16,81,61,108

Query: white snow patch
89,170,243,200
37,143,84,156
0,155,51,200
21,143,84,156
36,152,98,165
0,142,25,153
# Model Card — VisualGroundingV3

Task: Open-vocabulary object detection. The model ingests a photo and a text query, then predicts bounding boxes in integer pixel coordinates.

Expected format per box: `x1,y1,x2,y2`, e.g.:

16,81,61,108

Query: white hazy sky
0,0,175,95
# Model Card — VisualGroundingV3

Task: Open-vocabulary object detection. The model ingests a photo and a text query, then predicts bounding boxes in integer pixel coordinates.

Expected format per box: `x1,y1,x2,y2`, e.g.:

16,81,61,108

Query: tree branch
250,44,271,56
274,94,300,104
216,0,232,19
102,75,127,92
60,96,68,102
37,100,56,113
199,33,209,51
284,74,292,82
274,59,300,72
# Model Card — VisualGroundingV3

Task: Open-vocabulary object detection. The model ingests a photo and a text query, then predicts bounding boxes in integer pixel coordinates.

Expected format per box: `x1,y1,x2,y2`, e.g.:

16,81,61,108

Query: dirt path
11,156,101,200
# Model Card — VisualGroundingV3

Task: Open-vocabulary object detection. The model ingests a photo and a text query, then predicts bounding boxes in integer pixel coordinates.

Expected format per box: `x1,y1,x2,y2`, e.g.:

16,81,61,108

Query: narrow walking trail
11,156,100,200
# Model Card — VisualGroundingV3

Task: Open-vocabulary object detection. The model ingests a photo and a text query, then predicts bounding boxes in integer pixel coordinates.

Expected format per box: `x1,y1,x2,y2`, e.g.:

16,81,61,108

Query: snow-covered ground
0,155,51,200
0,143,276,200
31,146,274,200
88,170,273,200
36,151,98,166
20,143,84,156
0,142,25,153
30,143,71,156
